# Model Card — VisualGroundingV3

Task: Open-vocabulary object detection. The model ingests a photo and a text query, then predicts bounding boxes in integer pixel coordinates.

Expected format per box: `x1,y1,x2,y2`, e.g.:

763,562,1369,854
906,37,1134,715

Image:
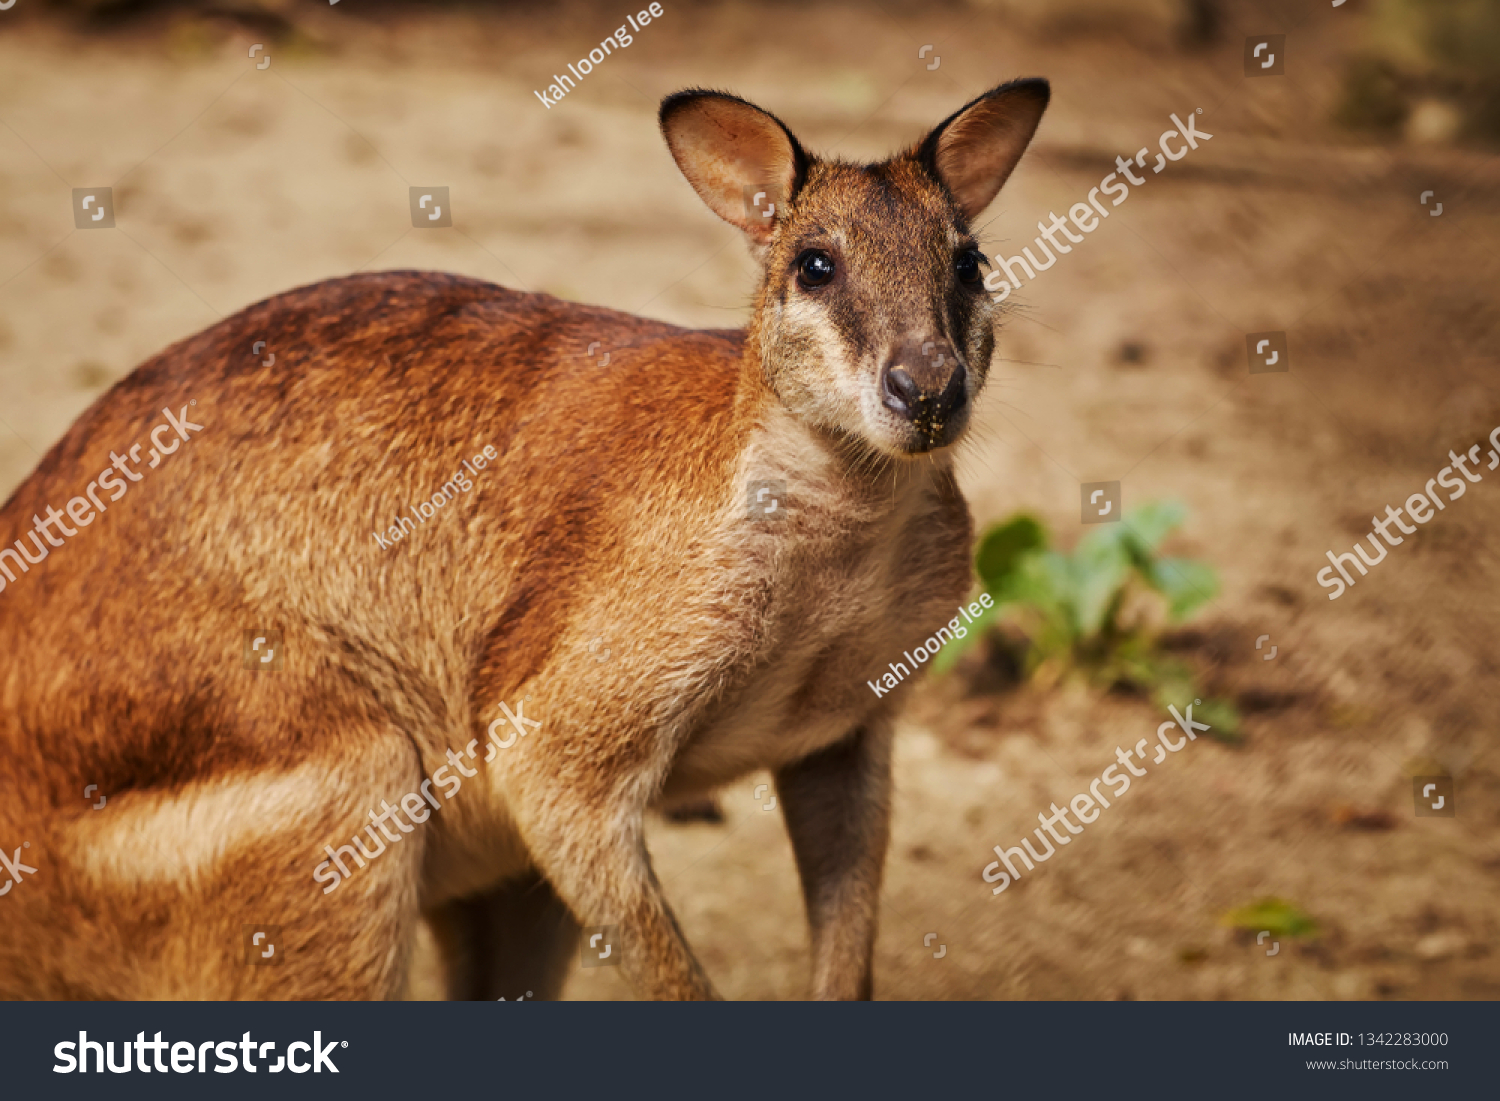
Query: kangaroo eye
956,250,984,286
797,250,836,288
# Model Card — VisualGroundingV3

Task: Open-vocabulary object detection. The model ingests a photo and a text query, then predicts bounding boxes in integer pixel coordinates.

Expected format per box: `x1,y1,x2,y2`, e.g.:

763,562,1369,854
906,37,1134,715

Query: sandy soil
1,0,1496,999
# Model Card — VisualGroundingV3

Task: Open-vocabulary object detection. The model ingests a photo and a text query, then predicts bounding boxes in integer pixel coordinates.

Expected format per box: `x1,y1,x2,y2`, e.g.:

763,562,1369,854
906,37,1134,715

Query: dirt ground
1,0,1496,1000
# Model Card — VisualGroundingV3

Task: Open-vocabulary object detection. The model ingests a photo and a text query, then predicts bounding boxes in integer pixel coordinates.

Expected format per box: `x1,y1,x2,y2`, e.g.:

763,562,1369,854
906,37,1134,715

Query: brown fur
0,79,1048,1000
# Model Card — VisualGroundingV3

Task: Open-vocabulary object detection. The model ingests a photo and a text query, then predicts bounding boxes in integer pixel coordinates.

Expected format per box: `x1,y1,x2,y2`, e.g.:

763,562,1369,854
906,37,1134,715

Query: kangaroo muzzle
880,339,968,450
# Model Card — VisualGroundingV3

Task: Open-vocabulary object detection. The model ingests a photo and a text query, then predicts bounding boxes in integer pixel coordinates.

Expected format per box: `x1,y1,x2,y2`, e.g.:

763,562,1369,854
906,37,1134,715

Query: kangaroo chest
656,433,973,799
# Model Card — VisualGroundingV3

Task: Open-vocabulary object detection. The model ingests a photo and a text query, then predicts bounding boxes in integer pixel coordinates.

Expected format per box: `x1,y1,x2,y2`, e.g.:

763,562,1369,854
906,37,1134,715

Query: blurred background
0,0,1496,999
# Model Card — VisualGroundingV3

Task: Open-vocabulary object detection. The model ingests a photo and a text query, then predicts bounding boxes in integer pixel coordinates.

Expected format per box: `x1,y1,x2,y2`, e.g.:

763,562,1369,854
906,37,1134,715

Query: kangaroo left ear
917,78,1050,222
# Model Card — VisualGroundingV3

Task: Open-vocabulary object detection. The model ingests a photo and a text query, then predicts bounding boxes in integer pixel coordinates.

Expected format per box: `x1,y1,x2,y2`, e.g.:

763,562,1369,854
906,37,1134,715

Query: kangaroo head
660,79,1048,459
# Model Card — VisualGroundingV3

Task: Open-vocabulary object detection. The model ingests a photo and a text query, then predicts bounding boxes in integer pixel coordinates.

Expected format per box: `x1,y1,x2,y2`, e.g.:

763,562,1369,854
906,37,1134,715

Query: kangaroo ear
918,78,1050,222
659,89,809,246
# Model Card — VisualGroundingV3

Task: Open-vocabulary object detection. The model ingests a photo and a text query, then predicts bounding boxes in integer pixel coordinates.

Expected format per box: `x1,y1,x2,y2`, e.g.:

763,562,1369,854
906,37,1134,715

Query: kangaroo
0,78,1049,1001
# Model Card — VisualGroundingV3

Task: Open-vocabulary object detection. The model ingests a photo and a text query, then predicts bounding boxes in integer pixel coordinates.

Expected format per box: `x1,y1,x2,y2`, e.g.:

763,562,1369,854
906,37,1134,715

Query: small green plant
934,500,1240,740
1220,897,1319,939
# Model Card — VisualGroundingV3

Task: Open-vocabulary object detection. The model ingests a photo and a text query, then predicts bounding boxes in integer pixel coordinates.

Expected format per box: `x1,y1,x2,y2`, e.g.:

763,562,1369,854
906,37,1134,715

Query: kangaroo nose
880,342,966,435
882,366,922,413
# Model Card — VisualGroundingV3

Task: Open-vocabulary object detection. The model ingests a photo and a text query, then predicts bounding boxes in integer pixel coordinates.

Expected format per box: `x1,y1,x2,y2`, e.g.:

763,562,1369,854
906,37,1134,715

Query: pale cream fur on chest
658,409,972,799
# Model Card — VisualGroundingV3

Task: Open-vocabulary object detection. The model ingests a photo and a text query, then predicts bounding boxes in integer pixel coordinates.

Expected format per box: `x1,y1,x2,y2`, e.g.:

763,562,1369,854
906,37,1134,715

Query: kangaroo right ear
659,89,809,247
918,77,1050,223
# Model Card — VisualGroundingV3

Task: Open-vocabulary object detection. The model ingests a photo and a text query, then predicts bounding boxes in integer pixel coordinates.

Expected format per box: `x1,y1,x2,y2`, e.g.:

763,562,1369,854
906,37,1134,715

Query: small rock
1414,931,1466,961
1405,99,1462,146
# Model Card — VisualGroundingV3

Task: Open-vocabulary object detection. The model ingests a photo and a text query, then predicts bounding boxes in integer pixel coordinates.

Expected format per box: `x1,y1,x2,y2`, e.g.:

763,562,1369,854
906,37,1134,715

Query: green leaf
1151,688,1241,744
1148,557,1219,620
1119,499,1186,560
1068,533,1132,638
974,515,1047,594
1013,551,1073,621
1193,697,1241,743
1219,897,1318,938
1112,649,1181,693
